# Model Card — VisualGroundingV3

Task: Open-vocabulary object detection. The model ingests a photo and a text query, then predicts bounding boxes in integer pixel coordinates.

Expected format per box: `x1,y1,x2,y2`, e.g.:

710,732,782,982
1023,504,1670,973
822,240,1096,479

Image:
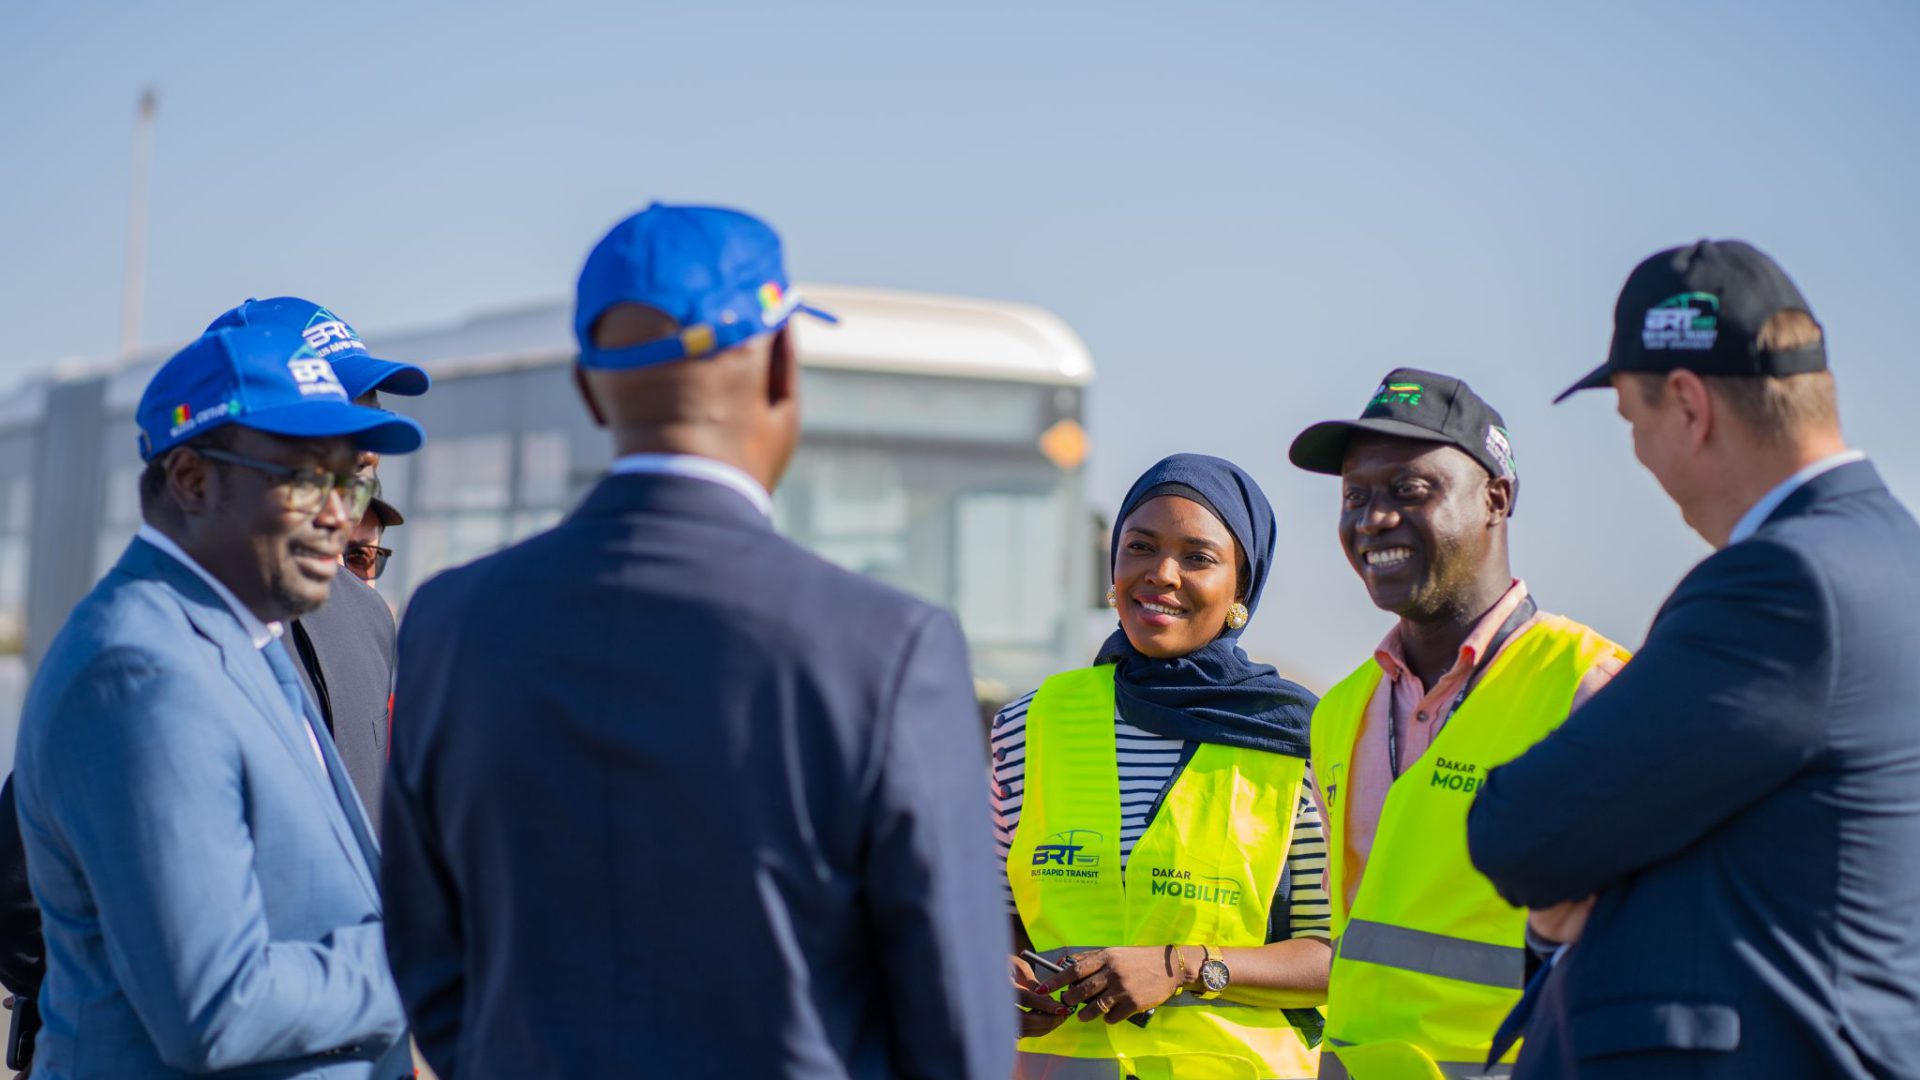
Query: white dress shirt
1727,449,1868,546
608,452,773,518
135,524,328,772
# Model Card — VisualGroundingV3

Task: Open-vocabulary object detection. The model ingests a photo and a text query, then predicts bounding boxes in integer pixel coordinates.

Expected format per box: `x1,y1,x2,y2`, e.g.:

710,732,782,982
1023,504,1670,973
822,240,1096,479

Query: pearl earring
1225,603,1249,630
1107,585,1118,608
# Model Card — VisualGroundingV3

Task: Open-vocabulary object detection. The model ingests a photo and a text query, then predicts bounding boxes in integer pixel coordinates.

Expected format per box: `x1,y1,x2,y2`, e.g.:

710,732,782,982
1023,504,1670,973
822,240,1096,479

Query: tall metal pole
118,88,157,362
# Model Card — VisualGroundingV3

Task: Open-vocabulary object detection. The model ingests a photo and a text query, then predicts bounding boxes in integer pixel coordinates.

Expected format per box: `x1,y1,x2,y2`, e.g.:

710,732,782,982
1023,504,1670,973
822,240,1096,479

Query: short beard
1394,541,1487,627
271,576,327,619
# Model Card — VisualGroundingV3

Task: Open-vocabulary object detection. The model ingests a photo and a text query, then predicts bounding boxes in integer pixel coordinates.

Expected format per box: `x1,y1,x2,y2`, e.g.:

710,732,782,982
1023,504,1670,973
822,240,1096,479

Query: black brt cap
1289,367,1518,489
1556,239,1825,403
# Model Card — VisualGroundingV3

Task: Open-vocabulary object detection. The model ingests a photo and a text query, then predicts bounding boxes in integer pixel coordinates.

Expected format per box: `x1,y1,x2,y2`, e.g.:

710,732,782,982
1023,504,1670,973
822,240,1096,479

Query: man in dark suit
1467,240,1920,1078
288,566,398,830
382,204,1015,1078
209,297,432,832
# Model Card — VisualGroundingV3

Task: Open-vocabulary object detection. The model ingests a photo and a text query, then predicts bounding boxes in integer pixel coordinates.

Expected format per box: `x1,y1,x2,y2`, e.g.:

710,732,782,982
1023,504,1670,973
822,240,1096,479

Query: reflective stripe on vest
1007,664,1321,1079
1319,1041,1514,1080
1338,920,1523,990
1310,616,1629,1070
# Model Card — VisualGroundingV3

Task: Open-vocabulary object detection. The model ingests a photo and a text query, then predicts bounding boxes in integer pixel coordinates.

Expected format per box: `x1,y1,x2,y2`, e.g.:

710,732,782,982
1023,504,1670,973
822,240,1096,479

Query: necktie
260,638,382,878
260,637,318,749
1486,945,1560,1068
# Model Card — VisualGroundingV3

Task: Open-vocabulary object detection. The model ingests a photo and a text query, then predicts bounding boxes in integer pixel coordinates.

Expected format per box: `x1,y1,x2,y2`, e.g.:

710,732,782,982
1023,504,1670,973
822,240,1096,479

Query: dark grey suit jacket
292,570,396,833
382,471,1015,1079
1468,460,1920,1078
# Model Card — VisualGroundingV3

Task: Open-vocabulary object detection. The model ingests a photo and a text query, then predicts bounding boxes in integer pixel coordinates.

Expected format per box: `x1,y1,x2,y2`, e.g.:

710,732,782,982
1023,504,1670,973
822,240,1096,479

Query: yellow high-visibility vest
1008,664,1322,1079
1311,616,1628,1080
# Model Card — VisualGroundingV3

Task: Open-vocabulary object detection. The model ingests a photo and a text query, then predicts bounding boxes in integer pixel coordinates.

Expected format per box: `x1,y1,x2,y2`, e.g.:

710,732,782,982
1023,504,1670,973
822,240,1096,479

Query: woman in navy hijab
989,453,1329,1079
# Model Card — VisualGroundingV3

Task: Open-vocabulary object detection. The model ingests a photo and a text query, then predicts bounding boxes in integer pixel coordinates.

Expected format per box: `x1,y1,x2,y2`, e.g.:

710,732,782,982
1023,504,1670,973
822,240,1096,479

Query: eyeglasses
195,448,376,521
344,542,392,581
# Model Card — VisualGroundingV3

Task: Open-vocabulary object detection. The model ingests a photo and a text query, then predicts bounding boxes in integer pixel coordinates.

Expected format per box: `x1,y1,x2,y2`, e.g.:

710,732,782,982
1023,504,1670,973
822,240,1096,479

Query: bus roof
360,284,1094,386
10,284,1094,419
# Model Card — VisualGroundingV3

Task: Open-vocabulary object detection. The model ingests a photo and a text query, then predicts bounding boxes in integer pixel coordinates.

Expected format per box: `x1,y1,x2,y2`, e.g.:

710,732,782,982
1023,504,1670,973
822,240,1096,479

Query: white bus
0,285,1096,762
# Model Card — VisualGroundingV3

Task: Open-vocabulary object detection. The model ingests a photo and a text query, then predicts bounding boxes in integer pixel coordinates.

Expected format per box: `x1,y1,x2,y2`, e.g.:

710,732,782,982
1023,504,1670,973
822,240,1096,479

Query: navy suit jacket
292,571,397,834
383,471,1015,1079
1468,460,1920,1078
13,538,408,1078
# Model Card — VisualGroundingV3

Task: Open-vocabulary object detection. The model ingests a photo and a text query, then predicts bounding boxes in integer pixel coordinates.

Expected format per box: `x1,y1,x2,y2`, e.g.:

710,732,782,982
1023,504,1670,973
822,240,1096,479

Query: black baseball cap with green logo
1288,367,1518,490
1555,239,1826,403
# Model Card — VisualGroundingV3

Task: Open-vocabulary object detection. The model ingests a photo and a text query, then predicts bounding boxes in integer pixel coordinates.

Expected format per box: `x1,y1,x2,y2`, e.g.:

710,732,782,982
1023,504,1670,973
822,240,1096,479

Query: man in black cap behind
1468,240,1920,1078
1287,371,1627,1077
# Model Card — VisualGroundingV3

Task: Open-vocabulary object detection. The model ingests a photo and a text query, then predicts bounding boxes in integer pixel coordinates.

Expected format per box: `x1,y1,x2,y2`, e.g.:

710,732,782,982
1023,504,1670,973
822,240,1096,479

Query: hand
1009,954,1073,1039
1035,946,1183,1025
1529,895,1596,945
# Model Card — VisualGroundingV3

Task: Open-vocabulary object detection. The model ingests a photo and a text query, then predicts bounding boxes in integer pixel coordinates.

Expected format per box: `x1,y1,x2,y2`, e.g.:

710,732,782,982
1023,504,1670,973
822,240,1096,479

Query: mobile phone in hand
1019,949,1152,1028
7,993,38,1071
1019,948,1064,976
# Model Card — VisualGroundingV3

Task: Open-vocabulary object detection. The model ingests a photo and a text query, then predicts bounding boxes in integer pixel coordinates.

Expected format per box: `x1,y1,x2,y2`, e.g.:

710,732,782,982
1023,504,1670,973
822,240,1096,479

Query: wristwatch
1197,944,1231,994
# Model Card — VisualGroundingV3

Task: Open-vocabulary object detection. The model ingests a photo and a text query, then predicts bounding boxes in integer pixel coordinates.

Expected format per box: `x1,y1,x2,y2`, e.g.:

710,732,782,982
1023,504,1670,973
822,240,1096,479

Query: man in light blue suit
12,324,424,1078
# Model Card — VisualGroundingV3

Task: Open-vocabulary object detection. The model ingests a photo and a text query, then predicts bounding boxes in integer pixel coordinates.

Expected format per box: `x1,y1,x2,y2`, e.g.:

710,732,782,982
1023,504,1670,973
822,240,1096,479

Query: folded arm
1468,540,1832,907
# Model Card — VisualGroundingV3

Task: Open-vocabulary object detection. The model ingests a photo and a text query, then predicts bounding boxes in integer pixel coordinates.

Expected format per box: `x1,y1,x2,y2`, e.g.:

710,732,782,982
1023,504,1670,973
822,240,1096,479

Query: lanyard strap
1387,596,1539,779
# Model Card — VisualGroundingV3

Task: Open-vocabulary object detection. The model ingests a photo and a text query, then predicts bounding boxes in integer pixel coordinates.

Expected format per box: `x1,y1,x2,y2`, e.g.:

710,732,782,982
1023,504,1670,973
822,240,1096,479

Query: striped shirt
988,689,1332,942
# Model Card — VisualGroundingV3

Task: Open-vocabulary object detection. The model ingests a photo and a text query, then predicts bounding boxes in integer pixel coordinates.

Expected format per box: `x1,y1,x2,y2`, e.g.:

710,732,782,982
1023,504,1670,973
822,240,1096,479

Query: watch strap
1197,944,1227,996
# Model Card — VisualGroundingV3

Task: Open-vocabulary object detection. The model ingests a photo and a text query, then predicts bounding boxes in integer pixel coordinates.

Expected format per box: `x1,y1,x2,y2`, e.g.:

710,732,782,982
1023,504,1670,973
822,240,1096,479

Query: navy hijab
1094,454,1315,759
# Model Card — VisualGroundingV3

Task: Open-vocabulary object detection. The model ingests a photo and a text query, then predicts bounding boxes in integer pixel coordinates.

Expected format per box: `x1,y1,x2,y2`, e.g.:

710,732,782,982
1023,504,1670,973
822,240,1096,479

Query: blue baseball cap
573,203,836,370
137,325,426,461
207,297,431,398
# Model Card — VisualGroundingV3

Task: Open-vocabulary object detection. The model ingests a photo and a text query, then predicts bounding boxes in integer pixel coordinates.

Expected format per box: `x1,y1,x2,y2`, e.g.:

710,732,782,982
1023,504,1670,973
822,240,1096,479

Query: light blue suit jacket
13,538,408,1078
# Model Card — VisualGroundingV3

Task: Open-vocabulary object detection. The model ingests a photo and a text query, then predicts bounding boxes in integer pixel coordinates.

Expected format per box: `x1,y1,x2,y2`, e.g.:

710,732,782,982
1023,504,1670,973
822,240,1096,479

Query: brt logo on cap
300,311,366,359
1370,381,1423,408
1642,292,1720,351
288,358,348,398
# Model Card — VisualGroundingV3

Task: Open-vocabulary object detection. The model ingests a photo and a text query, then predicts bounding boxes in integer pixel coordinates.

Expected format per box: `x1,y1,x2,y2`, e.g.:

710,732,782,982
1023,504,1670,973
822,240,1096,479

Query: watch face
1200,958,1230,992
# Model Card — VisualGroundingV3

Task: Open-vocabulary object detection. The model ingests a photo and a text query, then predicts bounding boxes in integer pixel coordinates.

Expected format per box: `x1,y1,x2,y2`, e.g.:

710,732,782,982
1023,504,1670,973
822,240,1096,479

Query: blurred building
0,285,1097,767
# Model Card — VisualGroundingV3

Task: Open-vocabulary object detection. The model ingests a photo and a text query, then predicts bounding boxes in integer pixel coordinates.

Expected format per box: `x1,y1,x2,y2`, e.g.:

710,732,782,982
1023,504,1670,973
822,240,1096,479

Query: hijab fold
1096,454,1315,759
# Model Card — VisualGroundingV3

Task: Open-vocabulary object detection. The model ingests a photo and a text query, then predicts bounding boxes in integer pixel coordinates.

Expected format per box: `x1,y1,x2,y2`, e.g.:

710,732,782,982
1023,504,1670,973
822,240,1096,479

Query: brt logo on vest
1429,756,1483,794
1148,867,1243,908
1031,830,1102,881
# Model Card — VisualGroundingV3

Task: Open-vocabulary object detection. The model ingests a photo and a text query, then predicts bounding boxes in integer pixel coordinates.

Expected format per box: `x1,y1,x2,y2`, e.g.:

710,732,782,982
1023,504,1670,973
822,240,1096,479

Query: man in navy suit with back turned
1467,240,1920,1078
381,204,1014,1078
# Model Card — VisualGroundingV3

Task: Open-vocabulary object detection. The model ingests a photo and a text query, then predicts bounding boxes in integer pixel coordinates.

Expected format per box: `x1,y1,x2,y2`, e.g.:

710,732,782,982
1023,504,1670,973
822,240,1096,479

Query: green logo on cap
1643,293,1720,351
1371,381,1424,408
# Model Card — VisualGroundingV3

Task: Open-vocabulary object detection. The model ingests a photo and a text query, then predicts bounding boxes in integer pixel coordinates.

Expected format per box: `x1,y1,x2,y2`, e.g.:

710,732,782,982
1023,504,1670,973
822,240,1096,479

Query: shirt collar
1727,449,1867,547
608,453,773,518
136,524,282,649
1374,578,1530,684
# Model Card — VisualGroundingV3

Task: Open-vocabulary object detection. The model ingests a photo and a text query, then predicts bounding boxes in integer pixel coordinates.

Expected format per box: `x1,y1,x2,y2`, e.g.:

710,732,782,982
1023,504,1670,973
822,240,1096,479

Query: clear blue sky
3,1,1916,685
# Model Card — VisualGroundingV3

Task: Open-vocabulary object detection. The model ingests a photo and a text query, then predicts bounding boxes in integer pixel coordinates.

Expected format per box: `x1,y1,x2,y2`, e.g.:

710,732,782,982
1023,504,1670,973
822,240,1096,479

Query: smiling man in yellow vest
1286,370,1628,1080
